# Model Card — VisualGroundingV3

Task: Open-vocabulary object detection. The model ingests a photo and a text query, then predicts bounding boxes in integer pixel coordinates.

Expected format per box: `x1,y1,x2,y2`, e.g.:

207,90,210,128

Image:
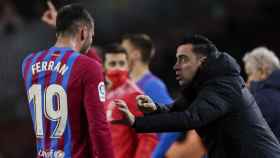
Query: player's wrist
128,112,135,126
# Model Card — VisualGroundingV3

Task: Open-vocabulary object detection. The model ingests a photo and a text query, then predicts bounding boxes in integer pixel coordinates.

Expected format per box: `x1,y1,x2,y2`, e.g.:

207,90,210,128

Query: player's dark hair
122,34,154,64
56,4,94,37
102,43,128,63
179,34,219,58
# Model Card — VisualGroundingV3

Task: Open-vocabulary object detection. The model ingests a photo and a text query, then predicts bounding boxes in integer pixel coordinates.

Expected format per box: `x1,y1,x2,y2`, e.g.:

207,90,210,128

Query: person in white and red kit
102,44,158,158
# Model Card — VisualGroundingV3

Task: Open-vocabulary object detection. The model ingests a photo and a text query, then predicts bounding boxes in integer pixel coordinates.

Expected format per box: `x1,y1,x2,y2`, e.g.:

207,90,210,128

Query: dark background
0,0,280,157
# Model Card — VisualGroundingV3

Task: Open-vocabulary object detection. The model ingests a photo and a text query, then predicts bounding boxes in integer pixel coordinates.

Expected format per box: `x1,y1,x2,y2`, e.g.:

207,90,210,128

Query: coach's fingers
136,95,150,106
136,95,149,102
144,103,157,111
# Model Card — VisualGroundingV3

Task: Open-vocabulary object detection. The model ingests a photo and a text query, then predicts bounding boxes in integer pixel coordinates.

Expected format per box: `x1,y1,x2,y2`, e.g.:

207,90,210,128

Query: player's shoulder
21,48,49,67
22,49,44,62
76,53,102,68
72,53,103,79
144,73,166,88
22,52,35,61
126,80,143,94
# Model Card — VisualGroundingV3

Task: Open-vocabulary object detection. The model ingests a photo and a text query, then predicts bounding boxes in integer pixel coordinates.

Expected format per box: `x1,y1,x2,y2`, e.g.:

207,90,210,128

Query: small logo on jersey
98,82,106,102
54,150,65,158
38,149,65,158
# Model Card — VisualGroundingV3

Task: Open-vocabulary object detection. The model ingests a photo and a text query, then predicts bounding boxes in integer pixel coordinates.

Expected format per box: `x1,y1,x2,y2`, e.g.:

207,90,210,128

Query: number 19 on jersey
28,84,68,138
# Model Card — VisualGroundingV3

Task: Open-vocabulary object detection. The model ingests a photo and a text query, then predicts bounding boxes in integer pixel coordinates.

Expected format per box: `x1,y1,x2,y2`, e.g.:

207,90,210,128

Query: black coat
250,69,280,142
133,52,280,158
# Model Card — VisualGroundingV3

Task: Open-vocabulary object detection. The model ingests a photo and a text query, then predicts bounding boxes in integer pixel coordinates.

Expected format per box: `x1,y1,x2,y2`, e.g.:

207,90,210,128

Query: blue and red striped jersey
21,47,114,158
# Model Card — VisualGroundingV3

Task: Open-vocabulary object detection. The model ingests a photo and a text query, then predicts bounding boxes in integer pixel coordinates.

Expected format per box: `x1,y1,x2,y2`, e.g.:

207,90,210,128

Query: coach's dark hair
179,35,219,58
122,34,154,64
56,4,94,37
102,43,128,62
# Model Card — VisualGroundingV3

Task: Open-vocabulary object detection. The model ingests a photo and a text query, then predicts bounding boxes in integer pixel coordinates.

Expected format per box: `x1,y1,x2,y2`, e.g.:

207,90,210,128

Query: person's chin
179,79,192,87
178,80,185,86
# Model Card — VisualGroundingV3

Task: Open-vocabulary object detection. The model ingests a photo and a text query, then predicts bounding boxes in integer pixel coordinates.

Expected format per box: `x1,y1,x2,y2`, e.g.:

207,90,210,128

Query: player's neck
130,61,150,82
54,36,79,52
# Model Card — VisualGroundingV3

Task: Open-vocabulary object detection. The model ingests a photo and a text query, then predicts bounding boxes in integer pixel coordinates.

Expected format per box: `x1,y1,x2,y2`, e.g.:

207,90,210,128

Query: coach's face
174,44,206,86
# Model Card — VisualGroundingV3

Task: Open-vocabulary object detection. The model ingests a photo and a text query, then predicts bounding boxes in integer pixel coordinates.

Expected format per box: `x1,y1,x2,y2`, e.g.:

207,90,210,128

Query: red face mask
106,69,129,90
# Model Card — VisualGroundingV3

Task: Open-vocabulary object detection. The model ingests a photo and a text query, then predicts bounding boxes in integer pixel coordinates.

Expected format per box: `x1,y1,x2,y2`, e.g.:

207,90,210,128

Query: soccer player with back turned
21,4,114,158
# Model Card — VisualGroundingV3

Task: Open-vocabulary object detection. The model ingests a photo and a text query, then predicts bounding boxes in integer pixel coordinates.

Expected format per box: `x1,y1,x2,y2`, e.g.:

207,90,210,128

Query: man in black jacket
115,35,280,158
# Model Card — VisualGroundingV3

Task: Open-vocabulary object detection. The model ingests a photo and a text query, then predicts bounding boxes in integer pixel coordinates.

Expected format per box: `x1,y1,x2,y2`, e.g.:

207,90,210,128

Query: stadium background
0,0,280,157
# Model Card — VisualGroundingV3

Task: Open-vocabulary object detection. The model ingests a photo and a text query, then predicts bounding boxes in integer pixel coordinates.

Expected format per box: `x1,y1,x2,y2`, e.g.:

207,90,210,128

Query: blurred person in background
116,35,280,158
22,4,114,158
102,44,158,158
0,1,22,35
121,34,185,157
243,47,280,141
121,34,173,105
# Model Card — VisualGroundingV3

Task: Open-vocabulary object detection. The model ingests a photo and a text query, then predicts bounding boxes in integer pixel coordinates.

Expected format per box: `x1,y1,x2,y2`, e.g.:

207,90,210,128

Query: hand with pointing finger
42,1,57,27
136,95,157,113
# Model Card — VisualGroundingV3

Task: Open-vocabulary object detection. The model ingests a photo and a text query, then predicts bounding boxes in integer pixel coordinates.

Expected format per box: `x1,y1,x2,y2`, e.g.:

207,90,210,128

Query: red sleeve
123,92,158,158
83,59,114,158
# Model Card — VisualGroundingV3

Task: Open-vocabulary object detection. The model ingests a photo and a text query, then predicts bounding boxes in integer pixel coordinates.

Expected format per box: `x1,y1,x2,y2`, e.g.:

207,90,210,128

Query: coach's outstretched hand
115,100,135,126
42,1,57,27
136,95,157,113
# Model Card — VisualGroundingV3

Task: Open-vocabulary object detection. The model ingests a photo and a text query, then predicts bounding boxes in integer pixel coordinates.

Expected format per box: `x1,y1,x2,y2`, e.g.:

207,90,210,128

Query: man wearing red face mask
102,44,158,158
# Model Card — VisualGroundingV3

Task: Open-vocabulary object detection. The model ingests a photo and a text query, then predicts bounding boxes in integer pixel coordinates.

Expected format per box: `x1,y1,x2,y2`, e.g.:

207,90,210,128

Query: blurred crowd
1,0,280,157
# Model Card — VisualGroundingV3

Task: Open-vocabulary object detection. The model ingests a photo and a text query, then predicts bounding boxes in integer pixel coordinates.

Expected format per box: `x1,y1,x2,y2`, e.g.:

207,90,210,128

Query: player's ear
81,26,89,42
80,28,85,41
